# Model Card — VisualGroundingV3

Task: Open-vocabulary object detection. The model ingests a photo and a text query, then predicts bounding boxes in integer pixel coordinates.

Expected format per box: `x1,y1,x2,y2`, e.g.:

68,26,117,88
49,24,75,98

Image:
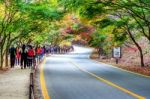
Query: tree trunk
5,50,9,67
0,41,5,68
5,34,12,67
139,47,144,67
126,25,145,67
98,47,105,59
0,49,4,68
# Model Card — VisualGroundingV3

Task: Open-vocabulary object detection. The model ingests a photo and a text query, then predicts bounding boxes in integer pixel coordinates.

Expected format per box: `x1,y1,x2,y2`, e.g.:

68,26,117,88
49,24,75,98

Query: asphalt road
41,46,150,99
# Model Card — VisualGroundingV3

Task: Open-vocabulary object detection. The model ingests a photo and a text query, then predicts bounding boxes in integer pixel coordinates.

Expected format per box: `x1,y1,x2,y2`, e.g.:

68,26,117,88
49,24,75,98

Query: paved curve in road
41,46,150,99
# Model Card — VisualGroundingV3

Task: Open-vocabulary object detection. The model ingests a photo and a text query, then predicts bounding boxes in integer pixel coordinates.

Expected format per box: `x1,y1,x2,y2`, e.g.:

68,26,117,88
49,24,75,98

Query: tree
94,0,149,67
0,0,64,68
58,0,150,67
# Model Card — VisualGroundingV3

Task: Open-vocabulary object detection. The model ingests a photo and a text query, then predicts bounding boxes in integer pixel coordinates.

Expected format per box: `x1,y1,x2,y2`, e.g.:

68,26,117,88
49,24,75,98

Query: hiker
45,46,49,55
27,45,35,68
9,45,16,68
20,44,28,69
43,46,46,55
71,45,74,51
16,46,21,66
41,46,45,58
36,46,42,63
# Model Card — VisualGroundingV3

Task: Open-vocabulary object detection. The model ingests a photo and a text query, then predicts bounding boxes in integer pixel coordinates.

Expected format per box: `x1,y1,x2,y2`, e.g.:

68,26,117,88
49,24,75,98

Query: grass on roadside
90,50,150,76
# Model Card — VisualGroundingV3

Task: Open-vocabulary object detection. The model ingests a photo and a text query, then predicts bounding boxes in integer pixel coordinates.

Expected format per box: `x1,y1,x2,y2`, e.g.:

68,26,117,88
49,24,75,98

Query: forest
0,0,150,68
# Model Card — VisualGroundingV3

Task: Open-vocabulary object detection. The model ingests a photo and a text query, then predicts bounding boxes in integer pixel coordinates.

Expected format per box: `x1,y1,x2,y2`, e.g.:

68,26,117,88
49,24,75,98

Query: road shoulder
90,50,150,78
0,67,30,99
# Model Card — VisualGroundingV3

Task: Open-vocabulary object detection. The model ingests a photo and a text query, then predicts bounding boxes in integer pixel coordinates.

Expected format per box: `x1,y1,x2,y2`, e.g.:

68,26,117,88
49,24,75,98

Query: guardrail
29,72,34,99
29,56,45,99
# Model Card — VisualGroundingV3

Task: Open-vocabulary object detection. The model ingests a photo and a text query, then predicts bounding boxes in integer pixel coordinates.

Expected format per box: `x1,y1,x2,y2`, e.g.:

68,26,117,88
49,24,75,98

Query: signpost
113,47,121,64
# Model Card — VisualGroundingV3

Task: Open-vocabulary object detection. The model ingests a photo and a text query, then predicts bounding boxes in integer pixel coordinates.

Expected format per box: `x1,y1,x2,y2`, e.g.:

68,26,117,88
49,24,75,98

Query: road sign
113,47,121,58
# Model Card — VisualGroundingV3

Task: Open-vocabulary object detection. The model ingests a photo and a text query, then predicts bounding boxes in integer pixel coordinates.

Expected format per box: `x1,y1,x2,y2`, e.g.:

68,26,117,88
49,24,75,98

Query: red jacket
28,49,35,57
36,48,42,55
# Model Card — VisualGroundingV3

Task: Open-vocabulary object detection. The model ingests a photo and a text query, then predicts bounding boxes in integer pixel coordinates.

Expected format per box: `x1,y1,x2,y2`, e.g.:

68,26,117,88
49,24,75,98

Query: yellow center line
40,58,50,99
70,61,145,99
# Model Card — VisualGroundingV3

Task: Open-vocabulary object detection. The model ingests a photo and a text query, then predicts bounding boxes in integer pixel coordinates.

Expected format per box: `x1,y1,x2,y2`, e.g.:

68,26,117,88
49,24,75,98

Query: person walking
41,47,45,58
20,44,28,69
9,45,16,68
43,46,46,55
27,45,35,68
36,46,42,63
16,46,21,66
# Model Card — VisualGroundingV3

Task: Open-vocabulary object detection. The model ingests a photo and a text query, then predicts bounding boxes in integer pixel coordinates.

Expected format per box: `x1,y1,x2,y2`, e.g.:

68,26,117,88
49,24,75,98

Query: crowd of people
9,45,45,69
9,44,74,69
45,45,74,54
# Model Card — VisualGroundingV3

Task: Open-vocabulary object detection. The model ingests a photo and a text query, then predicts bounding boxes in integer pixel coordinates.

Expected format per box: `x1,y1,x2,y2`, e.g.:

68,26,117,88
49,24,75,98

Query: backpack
28,49,34,57
36,48,41,54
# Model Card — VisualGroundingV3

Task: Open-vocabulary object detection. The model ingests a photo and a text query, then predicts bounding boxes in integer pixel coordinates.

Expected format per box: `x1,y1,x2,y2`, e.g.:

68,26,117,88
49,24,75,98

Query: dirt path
0,67,30,99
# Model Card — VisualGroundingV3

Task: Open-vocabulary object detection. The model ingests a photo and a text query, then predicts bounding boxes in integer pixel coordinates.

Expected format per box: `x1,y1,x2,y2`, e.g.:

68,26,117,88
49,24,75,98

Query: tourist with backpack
16,46,21,66
36,46,42,63
20,44,28,69
27,45,35,68
9,45,16,68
